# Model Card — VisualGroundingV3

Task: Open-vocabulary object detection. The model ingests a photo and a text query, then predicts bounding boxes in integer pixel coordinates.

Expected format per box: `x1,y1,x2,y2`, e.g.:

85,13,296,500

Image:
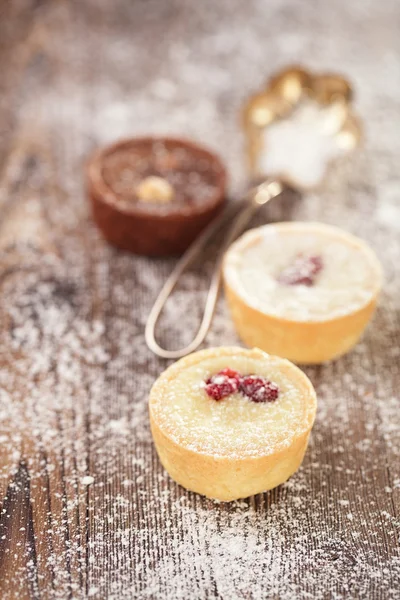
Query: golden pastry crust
223,222,383,364
149,346,317,501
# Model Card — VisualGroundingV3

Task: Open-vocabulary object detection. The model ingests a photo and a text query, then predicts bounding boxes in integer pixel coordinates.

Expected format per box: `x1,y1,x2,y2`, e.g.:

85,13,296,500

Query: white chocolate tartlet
223,222,383,364
149,346,317,501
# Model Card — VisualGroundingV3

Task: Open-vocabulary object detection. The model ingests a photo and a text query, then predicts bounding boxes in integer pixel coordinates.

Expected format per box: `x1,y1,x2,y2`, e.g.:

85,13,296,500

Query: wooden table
0,1,399,598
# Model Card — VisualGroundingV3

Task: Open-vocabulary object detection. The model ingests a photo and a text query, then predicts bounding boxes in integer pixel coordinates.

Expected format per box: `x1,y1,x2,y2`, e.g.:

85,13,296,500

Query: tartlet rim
86,135,227,219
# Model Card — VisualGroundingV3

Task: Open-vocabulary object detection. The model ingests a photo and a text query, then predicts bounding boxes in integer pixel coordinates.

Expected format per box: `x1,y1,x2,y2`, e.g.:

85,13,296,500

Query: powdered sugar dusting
150,347,315,458
224,223,383,321
260,100,349,189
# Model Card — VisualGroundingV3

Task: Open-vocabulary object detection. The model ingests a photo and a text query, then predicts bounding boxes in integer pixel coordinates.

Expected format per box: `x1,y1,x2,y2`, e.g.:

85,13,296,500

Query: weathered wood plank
0,0,399,598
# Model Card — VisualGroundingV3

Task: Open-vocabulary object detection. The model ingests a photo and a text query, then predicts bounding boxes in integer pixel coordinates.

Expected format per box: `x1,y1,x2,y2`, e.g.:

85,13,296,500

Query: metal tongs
145,66,362,359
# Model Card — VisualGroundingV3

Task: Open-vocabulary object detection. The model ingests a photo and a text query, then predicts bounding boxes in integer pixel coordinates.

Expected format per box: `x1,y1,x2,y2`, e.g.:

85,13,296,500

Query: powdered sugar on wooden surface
0,0,399,598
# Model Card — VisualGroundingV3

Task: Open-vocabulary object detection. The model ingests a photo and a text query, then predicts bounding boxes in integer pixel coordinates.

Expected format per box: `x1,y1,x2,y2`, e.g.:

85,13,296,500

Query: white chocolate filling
151,348,315,459
224,223,383,322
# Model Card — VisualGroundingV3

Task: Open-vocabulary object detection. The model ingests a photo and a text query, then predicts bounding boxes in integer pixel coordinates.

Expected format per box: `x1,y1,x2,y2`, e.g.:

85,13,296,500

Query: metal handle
145,180,283,359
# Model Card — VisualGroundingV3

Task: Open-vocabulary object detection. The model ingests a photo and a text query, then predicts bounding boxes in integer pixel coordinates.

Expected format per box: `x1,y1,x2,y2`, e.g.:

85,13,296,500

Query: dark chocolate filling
101,141,220,209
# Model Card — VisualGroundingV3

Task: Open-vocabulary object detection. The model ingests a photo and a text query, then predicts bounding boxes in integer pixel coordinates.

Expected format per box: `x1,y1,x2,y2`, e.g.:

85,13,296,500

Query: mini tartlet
86,137,226,256
149,346,317,501
223,222,383,364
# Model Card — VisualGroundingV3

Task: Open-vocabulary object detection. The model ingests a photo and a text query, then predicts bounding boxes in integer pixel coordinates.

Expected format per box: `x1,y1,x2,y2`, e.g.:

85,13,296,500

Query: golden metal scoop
145,66,362,359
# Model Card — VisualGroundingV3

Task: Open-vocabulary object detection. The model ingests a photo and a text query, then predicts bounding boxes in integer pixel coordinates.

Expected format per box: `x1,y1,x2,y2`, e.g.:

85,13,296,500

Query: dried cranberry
240,375,279,403
218,367,241,381
204,369,240,401
204,368,279,403
278,254,323,286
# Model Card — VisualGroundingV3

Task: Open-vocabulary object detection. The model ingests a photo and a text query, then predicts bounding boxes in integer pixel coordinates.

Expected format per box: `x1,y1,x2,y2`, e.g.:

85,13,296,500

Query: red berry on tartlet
204,370,279,403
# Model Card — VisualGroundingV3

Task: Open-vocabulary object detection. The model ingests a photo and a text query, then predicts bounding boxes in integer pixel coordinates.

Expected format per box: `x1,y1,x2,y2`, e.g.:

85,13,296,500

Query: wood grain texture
0,1,399,598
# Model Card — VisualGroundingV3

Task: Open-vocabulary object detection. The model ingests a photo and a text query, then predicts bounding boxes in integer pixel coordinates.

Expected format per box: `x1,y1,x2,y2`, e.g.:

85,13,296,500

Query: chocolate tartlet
86,137,227,256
